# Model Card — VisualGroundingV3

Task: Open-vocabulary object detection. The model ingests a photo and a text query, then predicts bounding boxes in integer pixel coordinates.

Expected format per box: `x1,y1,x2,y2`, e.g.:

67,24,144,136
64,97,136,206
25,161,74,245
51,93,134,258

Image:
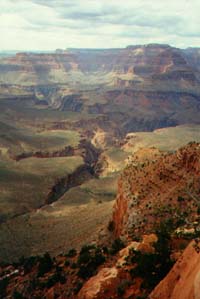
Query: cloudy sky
0,0,199,51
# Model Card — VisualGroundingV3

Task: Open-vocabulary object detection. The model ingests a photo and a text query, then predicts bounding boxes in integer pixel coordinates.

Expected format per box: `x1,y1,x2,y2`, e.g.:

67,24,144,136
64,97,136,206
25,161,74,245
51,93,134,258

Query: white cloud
0,0,199,50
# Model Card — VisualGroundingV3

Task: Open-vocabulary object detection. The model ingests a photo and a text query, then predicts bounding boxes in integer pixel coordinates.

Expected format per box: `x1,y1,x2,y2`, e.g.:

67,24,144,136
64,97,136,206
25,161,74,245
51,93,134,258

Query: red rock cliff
113,143,200,239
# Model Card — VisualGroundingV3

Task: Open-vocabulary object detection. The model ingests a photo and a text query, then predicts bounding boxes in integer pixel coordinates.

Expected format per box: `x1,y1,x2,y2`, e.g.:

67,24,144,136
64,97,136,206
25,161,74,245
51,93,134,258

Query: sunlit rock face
77,267,120,299
150,241,200,299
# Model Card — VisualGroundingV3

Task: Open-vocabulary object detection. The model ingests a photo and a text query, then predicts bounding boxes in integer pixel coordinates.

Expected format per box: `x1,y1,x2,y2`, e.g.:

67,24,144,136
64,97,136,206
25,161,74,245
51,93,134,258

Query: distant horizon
0,43,200,54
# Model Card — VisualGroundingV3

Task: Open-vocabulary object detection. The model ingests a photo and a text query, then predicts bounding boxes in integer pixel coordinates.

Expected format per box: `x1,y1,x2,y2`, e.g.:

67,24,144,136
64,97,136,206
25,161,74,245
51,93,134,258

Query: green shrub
22,256,39,274
110,238,125,255
129,220,174,291
0,277,8,299
79,244,96,255
37,252,53,277
107,220,115,232
71,262,77,269
177,196,185,202
66,249,77,258
77,265,93,279
13,290,24,299
197,205,200,215
64,260,70,267
117,280,130,296
73,281,83,294
77,250,91,265
27,278,39,292
45,272,66,288
77,245,106,279
102,246,109,254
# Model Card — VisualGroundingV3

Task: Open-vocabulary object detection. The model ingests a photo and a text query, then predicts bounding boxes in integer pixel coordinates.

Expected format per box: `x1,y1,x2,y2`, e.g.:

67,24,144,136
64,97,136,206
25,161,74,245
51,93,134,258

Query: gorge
0,44,200,298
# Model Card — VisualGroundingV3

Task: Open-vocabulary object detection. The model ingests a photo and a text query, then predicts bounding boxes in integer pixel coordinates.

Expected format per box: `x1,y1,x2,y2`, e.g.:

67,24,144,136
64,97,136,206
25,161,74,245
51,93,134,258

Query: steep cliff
113,143,200,238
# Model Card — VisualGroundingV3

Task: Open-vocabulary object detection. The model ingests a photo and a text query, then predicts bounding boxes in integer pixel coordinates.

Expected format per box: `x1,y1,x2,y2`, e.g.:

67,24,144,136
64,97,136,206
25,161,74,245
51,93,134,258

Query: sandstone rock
150,241,200,299
77,267,119,299
138,234,158,253
117,235,157,267
117,241,140,267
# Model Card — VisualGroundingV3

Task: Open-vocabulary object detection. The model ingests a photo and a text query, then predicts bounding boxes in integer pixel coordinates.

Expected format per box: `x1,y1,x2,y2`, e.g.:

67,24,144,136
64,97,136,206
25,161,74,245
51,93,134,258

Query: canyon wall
113,143,200,238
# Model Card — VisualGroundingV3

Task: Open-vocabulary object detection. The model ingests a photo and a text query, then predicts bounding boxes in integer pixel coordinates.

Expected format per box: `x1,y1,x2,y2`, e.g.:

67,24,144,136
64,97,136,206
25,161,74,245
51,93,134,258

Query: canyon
1,143,200,298
0,44,200,298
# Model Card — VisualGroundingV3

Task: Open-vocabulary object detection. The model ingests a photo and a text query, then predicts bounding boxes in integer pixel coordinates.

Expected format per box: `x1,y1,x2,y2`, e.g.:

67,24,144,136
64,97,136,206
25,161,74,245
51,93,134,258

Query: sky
0,0,199,51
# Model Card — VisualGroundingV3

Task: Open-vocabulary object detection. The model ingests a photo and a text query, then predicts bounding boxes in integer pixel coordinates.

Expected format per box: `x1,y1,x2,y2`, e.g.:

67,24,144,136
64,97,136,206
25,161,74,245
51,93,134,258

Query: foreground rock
150,241,200,299
78,234,158,299
77,267,120,299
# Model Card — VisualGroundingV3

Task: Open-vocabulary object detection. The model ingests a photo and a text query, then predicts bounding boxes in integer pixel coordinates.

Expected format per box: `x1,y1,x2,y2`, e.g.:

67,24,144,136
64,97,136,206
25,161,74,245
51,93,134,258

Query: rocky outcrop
77,267,120,299
113,142,200,238
149,240,200,299
78,234,158,299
